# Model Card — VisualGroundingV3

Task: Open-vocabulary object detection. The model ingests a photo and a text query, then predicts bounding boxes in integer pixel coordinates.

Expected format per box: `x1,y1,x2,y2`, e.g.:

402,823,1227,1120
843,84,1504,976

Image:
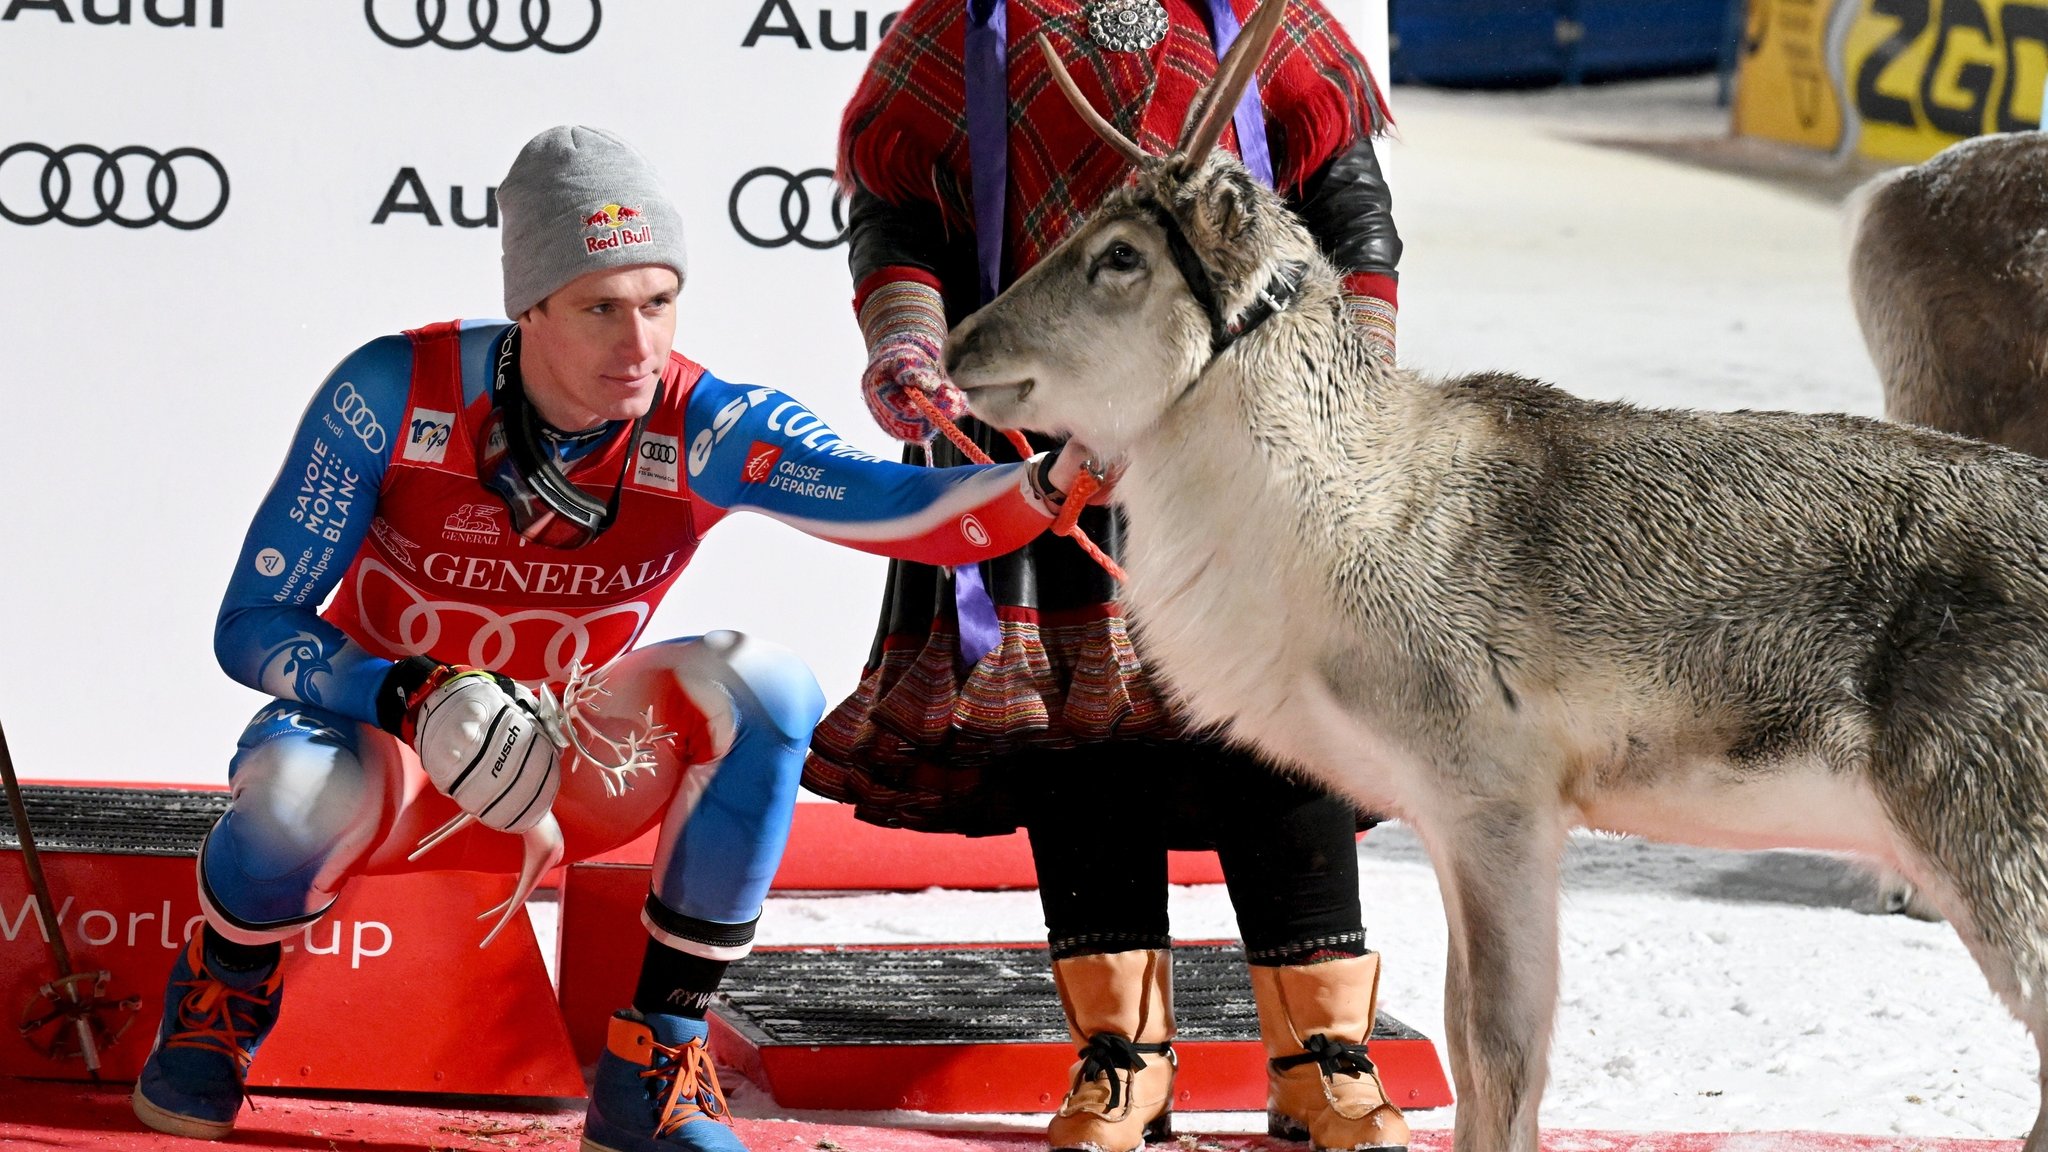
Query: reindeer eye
1095,241,1144,277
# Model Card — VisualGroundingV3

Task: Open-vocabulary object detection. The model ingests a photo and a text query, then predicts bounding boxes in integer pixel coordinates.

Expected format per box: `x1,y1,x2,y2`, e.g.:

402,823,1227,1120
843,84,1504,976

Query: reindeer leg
1439,899,1476,1113
1423,798,1567,1152
2025,1033,2048,1152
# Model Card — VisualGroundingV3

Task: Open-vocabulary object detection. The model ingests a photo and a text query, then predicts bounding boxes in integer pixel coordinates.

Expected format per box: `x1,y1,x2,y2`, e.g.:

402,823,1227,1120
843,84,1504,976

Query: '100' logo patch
404,408,454,464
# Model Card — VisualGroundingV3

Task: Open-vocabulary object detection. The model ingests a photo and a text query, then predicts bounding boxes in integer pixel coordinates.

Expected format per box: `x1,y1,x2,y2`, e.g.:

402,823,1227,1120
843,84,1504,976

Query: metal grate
715,943,1425,1046
0,785,225,857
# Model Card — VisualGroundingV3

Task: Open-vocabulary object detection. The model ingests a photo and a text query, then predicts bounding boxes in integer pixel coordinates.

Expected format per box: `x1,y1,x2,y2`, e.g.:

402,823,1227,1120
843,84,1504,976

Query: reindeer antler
1178,0,1288,164
1036,33,1154,168
1038,3,1291,175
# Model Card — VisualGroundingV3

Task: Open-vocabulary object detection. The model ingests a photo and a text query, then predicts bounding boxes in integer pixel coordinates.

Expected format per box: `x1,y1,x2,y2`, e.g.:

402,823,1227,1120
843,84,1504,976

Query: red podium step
6,784,1430,1116
557,861,1452,1114
705,942,1454,1114
0,785,578,1094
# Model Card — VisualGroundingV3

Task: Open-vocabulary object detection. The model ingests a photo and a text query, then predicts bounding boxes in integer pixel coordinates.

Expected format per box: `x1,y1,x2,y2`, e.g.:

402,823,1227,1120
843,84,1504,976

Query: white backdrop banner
0,0,1387,786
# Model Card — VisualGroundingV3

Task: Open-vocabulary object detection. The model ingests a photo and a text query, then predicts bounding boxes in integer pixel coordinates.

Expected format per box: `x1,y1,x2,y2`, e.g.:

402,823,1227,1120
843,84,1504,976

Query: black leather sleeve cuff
375,655,443,735
1290,136,1403,277
847,186,949,287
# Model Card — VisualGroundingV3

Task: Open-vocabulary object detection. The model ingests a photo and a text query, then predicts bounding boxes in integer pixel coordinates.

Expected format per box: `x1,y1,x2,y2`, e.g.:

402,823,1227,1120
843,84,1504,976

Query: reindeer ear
1184,165,1259,250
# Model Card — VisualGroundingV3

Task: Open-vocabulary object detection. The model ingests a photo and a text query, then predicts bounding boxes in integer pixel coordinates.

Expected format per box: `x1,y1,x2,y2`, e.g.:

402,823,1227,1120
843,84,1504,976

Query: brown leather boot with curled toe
1252,952,1409,1152
1045,949,1177,1152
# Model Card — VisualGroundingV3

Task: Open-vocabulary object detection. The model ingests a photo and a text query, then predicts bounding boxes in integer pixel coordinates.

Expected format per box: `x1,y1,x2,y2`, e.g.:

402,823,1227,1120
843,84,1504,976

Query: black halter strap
1143,198,1308,378
1146,201,1233,353
1227,260,1310,344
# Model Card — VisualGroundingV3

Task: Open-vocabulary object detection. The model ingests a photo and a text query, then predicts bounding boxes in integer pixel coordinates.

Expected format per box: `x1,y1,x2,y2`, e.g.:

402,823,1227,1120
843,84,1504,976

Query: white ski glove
404,667,563,834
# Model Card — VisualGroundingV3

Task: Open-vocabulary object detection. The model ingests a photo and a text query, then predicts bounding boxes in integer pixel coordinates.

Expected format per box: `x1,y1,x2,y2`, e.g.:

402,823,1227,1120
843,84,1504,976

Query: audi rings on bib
364,0,602,52
728,167,848,250
353,557,654,683
0,144,228,229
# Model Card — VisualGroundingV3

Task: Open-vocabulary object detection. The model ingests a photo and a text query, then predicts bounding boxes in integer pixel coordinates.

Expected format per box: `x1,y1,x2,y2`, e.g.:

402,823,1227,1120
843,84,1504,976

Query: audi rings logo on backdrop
365,0,601,52
728,167,847,250
0,144,229,229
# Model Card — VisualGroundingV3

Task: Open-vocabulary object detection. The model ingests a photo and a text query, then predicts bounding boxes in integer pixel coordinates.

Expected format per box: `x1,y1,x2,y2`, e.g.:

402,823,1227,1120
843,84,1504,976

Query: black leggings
1023,741,1367,964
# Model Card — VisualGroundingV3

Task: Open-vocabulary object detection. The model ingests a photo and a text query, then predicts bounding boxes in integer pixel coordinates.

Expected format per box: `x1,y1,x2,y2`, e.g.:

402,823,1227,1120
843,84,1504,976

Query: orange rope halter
906,389,1128,583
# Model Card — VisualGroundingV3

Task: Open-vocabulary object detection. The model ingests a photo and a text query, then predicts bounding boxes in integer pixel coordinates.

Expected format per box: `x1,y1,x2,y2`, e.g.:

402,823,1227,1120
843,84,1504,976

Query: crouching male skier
131,125,1102,1151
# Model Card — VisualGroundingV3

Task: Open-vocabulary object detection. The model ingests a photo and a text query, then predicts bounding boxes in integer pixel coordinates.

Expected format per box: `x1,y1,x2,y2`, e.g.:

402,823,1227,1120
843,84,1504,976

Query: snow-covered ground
533,822,2038,1142
545,78,2045,1142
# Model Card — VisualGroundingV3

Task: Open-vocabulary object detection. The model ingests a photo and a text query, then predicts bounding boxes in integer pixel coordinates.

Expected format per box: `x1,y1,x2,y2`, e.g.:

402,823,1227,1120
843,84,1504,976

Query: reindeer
1847,131,2048,923
1850,132,2048,458
947,8,2048,1151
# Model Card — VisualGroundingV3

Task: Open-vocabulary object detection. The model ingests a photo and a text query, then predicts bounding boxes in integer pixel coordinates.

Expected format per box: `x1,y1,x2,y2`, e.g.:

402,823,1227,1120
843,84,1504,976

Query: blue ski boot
582,1009,746,1152
131,930,283,1139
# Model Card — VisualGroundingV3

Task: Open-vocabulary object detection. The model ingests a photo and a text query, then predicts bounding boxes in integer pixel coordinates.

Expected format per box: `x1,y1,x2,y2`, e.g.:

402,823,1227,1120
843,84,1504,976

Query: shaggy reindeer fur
951,129,2048,1152
1848,131,2048,922
1851,132,2048,456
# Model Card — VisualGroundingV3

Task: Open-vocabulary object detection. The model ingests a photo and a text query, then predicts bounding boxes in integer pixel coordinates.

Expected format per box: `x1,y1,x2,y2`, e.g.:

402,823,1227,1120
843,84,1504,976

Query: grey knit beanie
499,126,688,318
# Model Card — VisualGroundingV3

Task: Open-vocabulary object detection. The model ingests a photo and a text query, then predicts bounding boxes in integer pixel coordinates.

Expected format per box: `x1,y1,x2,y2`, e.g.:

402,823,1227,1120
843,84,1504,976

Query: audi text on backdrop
742,0,899,50
371,169,499,228
0,0,222,26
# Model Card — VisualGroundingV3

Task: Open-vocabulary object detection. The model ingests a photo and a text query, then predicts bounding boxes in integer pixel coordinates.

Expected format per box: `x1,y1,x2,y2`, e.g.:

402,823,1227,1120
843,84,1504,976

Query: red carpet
0,1082,2022,1152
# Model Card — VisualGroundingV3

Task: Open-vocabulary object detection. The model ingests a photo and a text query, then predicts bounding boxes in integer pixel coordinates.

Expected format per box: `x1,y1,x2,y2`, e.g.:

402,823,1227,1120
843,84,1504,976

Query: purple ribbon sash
954,0,1010,669
1203,0,1276,187
951,0,1275,668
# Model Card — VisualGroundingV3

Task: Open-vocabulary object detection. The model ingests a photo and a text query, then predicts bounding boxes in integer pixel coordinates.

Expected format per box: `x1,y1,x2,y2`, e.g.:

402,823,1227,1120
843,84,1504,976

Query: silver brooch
1085,0,1169,52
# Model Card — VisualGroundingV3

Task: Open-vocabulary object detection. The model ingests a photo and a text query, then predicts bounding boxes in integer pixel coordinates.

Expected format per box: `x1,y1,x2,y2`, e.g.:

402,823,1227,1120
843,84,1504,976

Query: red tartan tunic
839,0,1389,281
808,0,1394,836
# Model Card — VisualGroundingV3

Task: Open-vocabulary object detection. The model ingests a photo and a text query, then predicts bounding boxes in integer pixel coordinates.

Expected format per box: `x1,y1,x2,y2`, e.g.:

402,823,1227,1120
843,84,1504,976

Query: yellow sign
1735,0,1848,150
1840,0,2048,161
1739,0,2048,160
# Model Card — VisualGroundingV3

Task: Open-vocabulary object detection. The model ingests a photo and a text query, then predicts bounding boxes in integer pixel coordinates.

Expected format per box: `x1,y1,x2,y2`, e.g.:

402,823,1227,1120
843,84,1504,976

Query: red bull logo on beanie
581,201,653,254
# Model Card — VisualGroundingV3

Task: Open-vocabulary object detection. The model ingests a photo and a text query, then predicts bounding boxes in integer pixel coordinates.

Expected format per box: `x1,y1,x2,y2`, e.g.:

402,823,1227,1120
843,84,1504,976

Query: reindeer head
945,0,1326,455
